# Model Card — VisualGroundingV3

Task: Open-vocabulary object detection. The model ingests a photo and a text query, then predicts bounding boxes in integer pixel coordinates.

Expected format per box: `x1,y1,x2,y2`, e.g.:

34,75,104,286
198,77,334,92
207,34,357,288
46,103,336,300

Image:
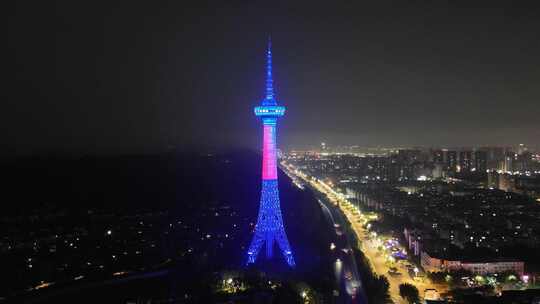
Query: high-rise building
517,143,528,155
459,151,472,172
397,149,421,164
499,153,514,173
432,149,444,163
479,147,505,170
445,150,458,172
246,39,295,267
515,151,532,173
432,163,445,179
474,150,487,172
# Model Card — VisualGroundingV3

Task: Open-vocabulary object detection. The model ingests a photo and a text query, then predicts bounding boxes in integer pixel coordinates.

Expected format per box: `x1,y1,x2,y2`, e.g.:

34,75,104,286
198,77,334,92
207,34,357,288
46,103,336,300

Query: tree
399,283,420,304
352,248,390,304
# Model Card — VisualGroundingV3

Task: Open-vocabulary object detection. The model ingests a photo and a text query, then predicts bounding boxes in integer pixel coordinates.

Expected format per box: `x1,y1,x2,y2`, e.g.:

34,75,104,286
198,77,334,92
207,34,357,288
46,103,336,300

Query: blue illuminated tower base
247,180,295,267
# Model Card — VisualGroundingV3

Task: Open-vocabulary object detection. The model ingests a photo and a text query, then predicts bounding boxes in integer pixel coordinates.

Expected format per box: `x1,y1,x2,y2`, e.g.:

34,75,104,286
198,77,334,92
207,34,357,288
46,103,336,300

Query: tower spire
264,36,275,105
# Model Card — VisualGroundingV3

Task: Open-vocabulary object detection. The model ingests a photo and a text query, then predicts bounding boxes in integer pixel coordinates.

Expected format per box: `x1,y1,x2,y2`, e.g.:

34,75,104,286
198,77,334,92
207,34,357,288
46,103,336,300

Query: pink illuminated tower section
246,39,295,267
262,124,277,180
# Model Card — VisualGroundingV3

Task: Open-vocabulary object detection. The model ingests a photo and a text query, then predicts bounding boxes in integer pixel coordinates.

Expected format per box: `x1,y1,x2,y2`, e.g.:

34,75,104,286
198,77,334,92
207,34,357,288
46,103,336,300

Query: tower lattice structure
246,39,295,267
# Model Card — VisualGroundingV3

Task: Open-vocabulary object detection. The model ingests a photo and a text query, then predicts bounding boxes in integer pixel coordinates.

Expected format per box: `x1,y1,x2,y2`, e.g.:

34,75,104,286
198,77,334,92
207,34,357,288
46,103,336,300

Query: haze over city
5,2,539,155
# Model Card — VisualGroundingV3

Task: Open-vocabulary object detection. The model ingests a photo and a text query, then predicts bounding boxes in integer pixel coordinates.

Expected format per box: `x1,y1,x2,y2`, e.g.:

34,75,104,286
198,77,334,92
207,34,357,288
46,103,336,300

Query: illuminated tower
246,39,295,267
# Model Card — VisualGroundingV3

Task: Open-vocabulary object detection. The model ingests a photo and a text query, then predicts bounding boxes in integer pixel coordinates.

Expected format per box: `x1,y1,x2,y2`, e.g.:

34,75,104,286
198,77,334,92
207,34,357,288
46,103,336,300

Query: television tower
246,39,295,267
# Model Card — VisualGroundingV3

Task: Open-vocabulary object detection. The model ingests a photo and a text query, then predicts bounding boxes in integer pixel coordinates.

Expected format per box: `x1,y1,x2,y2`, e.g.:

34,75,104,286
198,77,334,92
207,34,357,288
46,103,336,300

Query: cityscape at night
4,1,540,304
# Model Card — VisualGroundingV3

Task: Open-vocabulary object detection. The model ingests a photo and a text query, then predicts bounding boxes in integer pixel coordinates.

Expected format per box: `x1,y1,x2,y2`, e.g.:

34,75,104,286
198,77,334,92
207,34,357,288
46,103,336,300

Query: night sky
5,1,540,155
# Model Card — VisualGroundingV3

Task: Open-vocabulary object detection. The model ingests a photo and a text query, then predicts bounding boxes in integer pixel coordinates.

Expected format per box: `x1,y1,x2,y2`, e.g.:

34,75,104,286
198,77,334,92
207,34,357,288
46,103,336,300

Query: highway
282,165,366,303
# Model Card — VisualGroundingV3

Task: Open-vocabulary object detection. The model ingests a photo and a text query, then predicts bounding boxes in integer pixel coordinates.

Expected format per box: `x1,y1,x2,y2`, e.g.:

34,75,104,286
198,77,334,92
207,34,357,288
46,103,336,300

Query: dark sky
5,1,540,155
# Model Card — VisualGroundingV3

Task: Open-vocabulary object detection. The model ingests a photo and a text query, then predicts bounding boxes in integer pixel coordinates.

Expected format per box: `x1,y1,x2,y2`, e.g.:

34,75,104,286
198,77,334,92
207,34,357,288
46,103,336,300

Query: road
283,166,366,304
282,162,448,304
343,204,447,304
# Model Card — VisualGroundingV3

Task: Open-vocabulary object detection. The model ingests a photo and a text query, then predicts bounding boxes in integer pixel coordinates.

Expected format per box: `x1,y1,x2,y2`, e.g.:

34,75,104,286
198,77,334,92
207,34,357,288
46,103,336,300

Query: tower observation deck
246,39,295,267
